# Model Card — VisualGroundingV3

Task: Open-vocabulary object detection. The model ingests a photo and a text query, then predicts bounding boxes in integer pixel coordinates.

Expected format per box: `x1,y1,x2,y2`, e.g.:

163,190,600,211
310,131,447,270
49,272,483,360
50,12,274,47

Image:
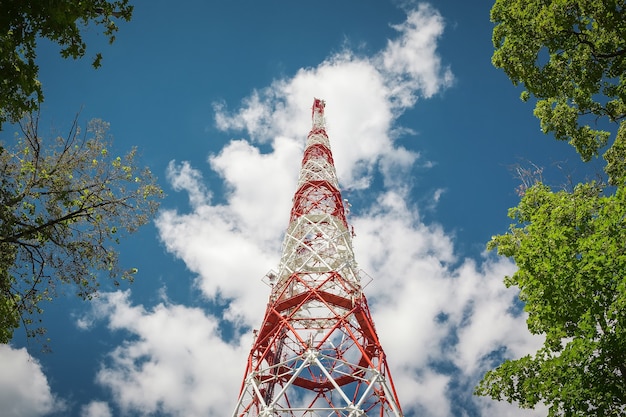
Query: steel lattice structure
231,99,403,417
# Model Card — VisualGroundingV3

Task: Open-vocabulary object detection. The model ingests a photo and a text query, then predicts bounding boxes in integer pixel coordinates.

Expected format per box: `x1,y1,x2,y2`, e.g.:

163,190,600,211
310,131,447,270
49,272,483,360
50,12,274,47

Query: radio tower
231,99,403,417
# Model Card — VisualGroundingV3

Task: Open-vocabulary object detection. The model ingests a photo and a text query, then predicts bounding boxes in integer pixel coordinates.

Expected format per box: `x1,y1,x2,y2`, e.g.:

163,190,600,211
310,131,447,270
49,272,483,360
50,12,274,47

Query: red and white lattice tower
231,99,403,417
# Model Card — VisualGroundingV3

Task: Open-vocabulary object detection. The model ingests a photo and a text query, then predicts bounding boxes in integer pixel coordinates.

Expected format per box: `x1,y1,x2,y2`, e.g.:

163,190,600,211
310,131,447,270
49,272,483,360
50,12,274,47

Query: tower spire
231,98,403,417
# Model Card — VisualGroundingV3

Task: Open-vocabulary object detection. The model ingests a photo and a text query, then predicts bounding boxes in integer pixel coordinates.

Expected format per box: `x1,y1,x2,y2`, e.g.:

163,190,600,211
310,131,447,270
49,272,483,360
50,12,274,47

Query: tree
490,0,626,185
476,181,626,415
477,1,626,414
0,0,133,129
0,113,162,343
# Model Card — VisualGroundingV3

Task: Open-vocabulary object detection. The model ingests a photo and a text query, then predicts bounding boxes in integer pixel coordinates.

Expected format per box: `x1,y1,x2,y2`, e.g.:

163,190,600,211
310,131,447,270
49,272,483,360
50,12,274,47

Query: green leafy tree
0,0,133,128
490,0,626,184
0,114,162,343
477,0,626,415
476,181,626,415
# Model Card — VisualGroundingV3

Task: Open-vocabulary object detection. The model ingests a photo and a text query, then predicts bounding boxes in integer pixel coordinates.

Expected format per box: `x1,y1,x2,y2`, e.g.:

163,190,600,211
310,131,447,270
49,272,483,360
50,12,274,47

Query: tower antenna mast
231,98,403,417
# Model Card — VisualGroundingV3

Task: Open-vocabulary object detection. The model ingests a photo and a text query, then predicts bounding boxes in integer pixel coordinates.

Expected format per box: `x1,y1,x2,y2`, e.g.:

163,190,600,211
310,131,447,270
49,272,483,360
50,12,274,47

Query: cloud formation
64,5,544,416
86,291,250,417
0,345,64,417
80,401,112,417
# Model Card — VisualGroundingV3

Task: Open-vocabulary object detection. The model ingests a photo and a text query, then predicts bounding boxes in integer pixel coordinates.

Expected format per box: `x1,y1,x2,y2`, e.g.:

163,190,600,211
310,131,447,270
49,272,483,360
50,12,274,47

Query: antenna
230,99,403,417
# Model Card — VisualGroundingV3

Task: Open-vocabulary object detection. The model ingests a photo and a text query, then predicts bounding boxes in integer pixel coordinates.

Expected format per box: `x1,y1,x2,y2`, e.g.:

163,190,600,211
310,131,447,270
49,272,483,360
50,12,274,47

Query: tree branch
570,30,626,60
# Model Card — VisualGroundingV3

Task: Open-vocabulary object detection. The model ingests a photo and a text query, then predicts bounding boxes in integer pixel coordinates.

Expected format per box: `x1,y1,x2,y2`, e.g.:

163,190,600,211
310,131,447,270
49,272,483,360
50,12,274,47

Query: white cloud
208,135,302,242
86,5,545,417
85,291,250,417
167,160,212,207
158,158,282,325
213,55,401,190
210,5,453,191
398,370,451,417
80,401,112,417
380,3,454,104
350,191,545,416
0,345,64,417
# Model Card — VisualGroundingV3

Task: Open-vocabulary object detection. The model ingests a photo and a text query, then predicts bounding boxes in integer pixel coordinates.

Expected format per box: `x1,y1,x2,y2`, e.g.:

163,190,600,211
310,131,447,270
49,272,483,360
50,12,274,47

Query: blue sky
0,1,598,417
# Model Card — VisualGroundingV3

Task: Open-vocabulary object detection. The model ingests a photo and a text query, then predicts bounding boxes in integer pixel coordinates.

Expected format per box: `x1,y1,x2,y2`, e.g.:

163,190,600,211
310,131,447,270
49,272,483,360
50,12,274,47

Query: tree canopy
0,114,162,343
477,1,626,415
490,0,626,184
476,182,626,415
0,0,132,128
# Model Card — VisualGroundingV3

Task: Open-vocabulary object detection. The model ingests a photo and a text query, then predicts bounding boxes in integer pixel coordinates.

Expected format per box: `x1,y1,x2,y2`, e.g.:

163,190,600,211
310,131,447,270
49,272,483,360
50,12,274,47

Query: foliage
480,1,626,414
490,0,626,184
0,0,133,128
476,181,626,415
0,114,162,343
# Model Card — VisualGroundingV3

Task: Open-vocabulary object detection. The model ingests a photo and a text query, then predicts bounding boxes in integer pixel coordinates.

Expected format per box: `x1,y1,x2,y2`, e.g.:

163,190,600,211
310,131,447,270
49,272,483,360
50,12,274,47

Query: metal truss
231,99,403,417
